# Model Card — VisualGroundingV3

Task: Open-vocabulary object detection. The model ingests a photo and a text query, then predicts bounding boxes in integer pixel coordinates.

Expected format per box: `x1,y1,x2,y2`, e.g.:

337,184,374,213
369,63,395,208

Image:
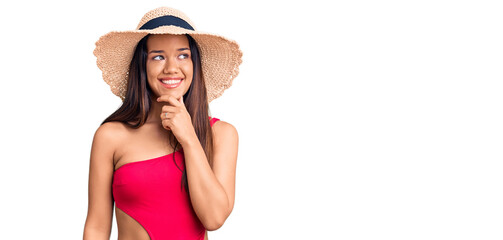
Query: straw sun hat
93,6,243,102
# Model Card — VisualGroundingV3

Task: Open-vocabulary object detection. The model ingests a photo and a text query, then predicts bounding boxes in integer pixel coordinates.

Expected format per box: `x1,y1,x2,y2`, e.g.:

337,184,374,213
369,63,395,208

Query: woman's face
146,34,193,100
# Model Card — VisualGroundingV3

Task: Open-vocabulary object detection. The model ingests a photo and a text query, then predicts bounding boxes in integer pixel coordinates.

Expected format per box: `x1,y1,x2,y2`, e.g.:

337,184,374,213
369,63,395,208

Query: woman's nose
163,58,179,74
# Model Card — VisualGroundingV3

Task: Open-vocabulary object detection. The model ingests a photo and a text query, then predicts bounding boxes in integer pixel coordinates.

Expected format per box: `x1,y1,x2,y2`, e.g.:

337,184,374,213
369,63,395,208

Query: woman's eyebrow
148,50,164,54
177,47,189,51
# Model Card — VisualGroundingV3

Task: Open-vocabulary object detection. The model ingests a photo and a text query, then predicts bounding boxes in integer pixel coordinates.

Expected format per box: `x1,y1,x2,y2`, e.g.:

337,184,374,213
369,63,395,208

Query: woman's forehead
147,34,189,50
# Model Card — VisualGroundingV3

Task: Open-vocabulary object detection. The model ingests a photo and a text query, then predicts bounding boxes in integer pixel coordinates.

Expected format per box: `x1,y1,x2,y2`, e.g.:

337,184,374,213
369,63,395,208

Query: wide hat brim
93,24,242,103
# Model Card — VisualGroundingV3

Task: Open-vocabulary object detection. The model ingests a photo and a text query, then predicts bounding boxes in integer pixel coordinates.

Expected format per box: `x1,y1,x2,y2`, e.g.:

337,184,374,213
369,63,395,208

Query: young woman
83,7,242,240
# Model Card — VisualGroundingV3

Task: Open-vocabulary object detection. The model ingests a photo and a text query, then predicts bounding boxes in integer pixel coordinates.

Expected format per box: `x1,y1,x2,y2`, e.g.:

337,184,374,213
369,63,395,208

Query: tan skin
83,34,239,240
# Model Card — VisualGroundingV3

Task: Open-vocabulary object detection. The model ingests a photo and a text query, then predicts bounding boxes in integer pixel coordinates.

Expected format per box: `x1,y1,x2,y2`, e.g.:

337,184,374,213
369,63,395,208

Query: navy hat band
139,15,194,30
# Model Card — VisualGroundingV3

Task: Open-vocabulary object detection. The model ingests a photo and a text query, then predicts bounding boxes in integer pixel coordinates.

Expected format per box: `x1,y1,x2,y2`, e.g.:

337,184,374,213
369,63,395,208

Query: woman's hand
157,95,197,146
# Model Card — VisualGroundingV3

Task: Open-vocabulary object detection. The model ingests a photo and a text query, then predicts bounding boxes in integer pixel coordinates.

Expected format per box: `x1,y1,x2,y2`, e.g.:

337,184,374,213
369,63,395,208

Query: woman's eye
178,54,190,60
153,55,164,60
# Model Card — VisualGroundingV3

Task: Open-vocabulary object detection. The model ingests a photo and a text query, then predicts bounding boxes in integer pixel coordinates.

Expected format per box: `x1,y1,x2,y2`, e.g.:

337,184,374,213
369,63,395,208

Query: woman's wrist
179,132,200,148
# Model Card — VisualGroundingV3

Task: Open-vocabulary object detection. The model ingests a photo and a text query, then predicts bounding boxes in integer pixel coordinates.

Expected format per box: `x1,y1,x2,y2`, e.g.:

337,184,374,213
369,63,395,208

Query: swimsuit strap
210,117,220,127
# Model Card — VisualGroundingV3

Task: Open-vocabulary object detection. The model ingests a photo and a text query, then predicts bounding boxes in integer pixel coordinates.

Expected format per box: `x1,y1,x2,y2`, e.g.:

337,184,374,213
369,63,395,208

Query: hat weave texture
93,7,242,102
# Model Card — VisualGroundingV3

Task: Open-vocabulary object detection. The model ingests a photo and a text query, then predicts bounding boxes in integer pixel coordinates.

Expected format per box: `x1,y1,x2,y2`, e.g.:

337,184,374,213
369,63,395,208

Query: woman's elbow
202,214,227,231
201,200,233,231
83,225,111,240
204,221,224,231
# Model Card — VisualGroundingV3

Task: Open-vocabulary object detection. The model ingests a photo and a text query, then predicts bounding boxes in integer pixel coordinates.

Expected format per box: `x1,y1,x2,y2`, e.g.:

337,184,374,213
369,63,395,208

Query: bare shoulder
94,122,128,142
92,121,129,159
212,120,239,152
212,120,238,140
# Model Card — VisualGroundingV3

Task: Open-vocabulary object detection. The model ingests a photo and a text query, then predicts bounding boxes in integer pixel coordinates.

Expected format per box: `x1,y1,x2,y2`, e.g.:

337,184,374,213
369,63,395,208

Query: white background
1,0,502,239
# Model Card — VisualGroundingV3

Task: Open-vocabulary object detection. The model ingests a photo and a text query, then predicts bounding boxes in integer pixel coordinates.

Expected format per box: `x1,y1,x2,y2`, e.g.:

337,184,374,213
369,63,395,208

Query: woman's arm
155,95,239,231
83,123,117,239
181,120,239,231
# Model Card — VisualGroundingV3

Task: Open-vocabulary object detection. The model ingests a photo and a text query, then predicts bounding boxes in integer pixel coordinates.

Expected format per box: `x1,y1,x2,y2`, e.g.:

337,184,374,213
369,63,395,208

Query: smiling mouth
159,78,183,89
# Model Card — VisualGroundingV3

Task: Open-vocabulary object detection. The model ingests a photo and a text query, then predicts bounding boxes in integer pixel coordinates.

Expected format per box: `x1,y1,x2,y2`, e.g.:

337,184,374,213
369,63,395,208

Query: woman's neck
146,96,165,125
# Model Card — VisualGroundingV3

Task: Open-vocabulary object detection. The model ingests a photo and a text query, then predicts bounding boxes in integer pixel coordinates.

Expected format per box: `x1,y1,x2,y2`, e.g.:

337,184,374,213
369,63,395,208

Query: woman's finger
161,105,178,113
160,111,175,119
157,95,182,107
161,118,172,130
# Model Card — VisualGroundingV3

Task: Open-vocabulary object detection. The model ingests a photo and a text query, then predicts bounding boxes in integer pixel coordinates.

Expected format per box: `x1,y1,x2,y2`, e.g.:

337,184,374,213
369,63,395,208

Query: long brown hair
102,34,214,193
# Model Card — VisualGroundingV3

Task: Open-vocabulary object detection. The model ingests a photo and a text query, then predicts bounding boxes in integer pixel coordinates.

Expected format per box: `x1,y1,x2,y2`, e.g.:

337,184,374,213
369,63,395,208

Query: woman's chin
156,90,183,100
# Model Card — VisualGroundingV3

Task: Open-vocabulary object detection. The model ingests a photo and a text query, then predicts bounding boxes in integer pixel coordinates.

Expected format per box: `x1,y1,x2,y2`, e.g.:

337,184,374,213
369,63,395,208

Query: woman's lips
159,78,183,89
